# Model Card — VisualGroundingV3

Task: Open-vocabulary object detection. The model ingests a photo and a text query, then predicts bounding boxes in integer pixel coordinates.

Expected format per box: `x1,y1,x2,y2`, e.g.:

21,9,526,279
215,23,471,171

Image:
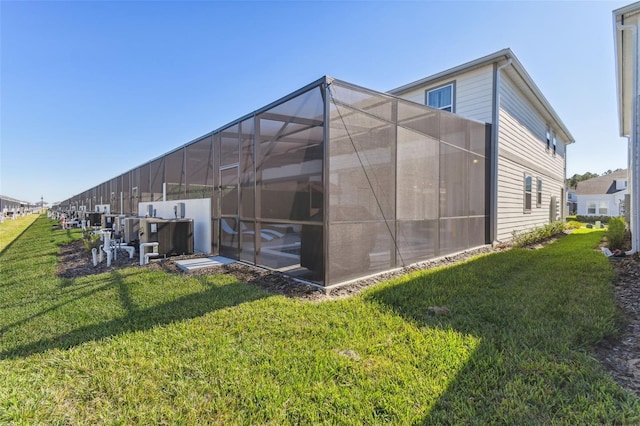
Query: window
587,202,596,215
599,202,608,215
426,83,453,112
536,178,542,208
552,134,557,155
546,129,551,150
524,174,532,212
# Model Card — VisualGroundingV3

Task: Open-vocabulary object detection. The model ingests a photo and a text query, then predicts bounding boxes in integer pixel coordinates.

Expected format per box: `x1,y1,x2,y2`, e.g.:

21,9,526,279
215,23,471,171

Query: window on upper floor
546,129,551,150
537,178,542,208
524,174,532,213
426,83,454,112
552,134,557,155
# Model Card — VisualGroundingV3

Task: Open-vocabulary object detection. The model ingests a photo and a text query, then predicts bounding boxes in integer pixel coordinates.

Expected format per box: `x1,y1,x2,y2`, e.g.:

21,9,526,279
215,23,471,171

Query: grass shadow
1,270,271,360
364,231,638,423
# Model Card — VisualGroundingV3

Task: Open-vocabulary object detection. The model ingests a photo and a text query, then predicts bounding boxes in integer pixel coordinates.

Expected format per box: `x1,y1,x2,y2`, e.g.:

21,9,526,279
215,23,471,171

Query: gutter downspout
618,23,639,255
490,58,512,244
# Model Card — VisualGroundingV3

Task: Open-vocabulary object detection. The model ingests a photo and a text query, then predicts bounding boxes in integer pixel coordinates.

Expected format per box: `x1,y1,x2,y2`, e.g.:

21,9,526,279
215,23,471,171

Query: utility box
85,212,103,227
101,214,122,230
139,218,194,256
102,214,127,232
123,217,140,244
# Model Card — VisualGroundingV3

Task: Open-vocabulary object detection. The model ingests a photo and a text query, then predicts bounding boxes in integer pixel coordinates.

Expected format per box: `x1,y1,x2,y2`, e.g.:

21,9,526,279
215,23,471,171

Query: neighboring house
614,2,640,253
574,170,628,217
567,189,577,215
389,48,575,242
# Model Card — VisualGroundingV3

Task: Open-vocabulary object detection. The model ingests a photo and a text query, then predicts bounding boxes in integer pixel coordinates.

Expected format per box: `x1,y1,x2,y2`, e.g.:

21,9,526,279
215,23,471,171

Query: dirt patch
56,240,139,278
55,239,499,301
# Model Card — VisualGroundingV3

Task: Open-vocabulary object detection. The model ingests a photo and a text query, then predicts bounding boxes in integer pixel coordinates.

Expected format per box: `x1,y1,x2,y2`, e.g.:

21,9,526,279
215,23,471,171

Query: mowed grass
1,217,639,424
0,213,40,253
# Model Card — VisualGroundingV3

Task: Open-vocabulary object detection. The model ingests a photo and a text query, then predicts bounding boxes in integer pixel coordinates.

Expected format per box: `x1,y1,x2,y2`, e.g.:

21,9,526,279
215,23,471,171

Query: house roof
388,48,575,144
613,2,640,137
574,170,629,195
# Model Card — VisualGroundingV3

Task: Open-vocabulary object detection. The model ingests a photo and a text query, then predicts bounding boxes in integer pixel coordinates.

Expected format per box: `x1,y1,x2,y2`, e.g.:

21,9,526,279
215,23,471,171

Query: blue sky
0,0,630,204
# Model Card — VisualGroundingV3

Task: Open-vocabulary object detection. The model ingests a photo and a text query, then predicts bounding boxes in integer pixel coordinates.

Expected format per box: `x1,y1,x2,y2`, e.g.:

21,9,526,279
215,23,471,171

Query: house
614,2,640,253
574,170,628,217
389,48,575,242
567,189,578,215
57,49,573,289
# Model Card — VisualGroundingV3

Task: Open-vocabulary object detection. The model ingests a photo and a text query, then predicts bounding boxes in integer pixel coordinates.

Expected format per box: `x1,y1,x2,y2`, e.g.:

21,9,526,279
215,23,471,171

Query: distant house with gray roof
575,170,628,217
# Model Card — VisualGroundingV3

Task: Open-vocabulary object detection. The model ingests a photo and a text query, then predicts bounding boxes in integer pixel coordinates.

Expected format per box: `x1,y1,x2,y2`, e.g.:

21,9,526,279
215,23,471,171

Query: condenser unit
139,218,194,256
85,212,103,227
101,214,122,230
123,217,140,244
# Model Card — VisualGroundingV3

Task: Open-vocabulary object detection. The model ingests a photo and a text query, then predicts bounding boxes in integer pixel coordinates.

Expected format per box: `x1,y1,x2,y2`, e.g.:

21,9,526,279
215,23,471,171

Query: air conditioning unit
101,214,118,230
139,218,194,256
85,212,103,227
123,217,140,244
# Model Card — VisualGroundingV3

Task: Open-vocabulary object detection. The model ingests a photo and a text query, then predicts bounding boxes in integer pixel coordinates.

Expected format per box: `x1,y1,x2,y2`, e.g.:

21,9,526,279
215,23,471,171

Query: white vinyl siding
501,75,568,157
495,74,566,241
397,65,494,123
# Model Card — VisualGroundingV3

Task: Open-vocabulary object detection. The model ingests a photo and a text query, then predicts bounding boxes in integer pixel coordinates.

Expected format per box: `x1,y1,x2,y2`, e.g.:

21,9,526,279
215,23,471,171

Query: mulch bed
55,232,640,396
594,253,640,396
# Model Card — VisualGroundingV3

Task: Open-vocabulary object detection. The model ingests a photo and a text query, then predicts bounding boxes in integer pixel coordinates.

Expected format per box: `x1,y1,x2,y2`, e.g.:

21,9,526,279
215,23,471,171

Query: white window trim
425,82,455,113
536,178,542,208
524,173,532,213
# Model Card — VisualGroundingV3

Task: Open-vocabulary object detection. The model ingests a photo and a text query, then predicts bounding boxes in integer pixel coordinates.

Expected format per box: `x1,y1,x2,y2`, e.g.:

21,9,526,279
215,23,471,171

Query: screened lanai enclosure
59,77,490,288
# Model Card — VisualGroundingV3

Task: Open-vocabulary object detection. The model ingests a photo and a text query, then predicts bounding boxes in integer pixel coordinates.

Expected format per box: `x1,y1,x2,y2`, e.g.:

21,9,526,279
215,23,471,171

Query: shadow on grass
0,270,271,360
364,232,636,423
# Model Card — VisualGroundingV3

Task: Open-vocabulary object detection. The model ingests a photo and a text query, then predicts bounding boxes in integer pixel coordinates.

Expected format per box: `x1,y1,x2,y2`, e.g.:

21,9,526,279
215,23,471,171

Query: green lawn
0,213,40,253
1,217,639,424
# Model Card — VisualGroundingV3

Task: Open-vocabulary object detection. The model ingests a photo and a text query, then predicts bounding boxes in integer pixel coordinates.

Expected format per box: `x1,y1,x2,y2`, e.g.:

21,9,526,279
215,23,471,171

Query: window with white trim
536,178,542,208
524,174,532,212
546,129,551,150
598,202,608,215
552,134,557,155
426,83,453,112
587,202,596,215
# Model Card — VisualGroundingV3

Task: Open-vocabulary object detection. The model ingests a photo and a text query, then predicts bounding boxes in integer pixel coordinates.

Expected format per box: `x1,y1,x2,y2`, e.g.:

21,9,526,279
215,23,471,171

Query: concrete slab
176,256,236,272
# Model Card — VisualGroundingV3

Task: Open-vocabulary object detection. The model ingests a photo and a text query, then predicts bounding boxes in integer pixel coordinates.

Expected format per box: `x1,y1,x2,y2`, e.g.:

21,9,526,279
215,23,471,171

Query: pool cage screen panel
325,80,489,286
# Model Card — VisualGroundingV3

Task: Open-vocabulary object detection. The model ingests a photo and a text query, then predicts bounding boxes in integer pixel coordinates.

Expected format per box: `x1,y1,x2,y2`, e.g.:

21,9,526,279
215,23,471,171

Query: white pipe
145,252,160,265
619,22,639,255
139,242,159,265
92,248,98,267
98,245,104,263
120,245,136,259
103,245,112,267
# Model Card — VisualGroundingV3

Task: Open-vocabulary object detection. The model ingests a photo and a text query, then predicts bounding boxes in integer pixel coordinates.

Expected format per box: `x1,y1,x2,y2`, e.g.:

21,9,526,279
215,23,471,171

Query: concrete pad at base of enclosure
176,256,237,272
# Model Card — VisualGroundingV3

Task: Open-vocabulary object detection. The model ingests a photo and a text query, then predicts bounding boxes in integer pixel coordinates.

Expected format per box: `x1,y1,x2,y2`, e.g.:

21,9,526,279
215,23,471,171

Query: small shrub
606,217,626,250
565,221,582,230
511,221,566,248
82,230,101,254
